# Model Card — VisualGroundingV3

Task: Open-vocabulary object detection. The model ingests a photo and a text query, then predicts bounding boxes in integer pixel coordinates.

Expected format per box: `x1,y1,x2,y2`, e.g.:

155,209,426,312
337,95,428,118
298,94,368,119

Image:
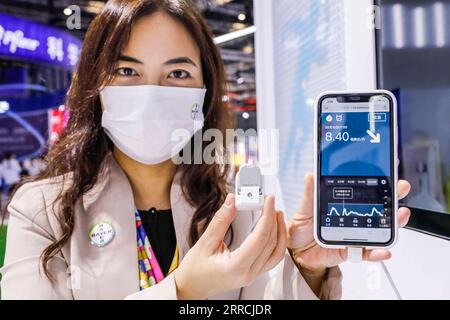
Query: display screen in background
319,96,394,244
377,0,450,217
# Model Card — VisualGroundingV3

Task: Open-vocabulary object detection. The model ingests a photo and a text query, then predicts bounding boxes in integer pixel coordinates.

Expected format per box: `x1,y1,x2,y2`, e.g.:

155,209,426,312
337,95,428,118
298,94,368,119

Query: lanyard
134,208,179,290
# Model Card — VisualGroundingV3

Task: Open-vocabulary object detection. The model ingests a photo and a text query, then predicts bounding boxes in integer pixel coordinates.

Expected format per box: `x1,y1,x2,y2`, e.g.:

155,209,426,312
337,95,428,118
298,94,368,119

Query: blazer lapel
71,152,195,299
71,153,138,299
169,172,194,261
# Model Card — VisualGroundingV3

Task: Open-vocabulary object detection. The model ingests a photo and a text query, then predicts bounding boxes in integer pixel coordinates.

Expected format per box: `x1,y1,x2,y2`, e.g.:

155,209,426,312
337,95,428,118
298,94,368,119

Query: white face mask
100,85,206,165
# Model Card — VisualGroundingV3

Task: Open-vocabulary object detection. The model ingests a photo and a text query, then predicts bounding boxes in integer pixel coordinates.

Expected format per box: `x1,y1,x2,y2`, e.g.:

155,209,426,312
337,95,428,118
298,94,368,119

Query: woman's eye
168,70,190,79
116,68,138,77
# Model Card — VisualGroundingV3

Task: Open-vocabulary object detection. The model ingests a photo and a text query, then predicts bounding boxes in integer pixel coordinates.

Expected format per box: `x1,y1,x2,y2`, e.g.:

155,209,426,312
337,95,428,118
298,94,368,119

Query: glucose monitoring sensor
235,164,265,211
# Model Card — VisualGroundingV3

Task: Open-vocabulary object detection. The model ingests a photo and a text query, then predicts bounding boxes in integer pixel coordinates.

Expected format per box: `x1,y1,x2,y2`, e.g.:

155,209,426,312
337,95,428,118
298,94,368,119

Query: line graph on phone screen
327,203,385,217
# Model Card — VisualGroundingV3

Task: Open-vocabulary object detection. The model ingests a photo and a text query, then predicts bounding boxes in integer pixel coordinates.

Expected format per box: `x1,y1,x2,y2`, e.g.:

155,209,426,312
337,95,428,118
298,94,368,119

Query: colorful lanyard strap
134,208,179,290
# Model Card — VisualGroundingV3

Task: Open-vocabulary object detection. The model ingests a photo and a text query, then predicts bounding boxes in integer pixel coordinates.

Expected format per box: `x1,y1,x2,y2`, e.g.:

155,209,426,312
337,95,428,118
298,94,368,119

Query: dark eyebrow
118,55,144,64
164,57,197,67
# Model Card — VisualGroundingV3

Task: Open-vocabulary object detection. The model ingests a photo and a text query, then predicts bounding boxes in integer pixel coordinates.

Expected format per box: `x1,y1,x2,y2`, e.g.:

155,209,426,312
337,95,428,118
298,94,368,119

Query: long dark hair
6,0,233,279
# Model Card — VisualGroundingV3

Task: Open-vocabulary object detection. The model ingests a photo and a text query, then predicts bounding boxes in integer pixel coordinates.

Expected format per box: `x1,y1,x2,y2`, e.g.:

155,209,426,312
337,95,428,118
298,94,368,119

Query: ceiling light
392,4,404,49
414,7,426,48
84,1,105,14
243,45,253,54
0,101,10,113
214,25,256,45
63,7,72,16
434,3,446,47
237,77,245,84
231,22,247,30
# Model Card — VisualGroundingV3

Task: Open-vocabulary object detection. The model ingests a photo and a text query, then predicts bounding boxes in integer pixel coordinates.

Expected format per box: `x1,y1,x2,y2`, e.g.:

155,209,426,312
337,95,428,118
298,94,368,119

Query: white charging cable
347,247,363,263
347,247,402,300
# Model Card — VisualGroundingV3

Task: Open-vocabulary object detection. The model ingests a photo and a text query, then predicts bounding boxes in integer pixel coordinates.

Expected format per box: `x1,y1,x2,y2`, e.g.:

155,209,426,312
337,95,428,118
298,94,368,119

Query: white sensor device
235,164,265,211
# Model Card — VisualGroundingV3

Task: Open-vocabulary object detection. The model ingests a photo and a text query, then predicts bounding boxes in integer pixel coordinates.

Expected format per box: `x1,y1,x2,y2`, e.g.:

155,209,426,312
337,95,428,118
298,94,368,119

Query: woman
0,0,411,300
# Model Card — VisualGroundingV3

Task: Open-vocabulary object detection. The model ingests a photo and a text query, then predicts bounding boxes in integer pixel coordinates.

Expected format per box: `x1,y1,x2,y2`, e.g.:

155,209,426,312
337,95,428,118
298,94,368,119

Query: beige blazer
0,153,342,300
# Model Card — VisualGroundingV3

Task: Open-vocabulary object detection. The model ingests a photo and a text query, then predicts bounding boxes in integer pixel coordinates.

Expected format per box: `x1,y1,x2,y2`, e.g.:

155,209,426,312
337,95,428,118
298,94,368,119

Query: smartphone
313,90,398,249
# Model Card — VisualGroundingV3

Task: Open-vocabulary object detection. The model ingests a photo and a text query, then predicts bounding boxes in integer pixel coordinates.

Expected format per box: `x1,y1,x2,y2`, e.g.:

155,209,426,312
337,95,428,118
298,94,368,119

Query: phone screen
317,94,396,246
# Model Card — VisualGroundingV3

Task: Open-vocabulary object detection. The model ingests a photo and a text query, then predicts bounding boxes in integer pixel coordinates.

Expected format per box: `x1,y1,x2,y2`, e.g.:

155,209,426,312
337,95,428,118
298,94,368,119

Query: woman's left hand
287,173,412,275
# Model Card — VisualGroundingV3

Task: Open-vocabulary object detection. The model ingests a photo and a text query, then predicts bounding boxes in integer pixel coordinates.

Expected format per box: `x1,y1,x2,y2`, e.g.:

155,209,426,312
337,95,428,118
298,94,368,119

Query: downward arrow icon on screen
367,130,381,144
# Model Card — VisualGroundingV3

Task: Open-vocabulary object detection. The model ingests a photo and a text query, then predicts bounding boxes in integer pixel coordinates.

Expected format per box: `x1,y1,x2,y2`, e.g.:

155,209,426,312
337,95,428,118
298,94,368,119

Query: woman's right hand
174,194,287,300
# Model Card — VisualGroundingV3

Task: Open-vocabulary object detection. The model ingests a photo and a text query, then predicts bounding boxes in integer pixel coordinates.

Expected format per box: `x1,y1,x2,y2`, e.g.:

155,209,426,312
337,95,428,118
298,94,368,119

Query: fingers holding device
174,193,286,300
175,164,287,299
313,90,399,254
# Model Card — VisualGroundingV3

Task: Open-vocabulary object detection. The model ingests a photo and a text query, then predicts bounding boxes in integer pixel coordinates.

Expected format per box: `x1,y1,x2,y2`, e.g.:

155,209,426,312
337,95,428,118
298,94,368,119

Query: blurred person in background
23,157,44,177
0,152,21,196
19,162,30,178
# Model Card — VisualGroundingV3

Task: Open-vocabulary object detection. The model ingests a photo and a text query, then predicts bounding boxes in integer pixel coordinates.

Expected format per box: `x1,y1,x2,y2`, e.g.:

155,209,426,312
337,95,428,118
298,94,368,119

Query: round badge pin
88,221,115,248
